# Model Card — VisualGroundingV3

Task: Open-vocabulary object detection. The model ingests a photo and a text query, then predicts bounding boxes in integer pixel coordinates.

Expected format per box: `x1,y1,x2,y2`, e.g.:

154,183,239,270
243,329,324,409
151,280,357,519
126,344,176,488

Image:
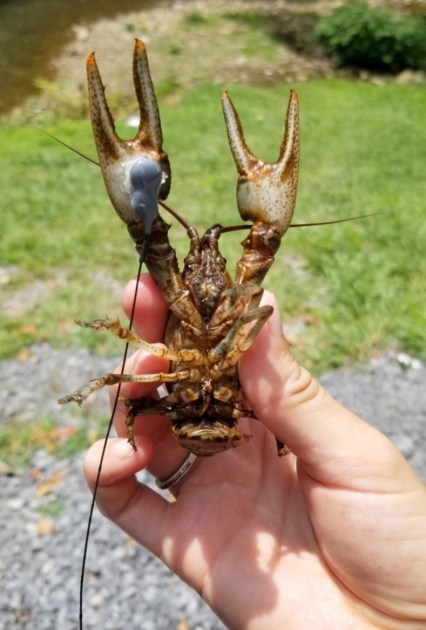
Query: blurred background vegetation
1,0,425,376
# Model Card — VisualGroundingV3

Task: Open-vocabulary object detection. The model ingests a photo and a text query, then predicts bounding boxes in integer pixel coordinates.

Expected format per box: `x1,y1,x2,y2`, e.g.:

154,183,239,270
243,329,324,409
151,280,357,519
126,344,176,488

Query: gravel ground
0,345,425,629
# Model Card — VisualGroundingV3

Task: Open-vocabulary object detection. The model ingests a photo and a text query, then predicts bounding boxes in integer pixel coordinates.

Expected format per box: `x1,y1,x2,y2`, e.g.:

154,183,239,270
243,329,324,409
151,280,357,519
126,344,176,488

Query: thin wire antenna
40,133,381,234
288,212,382,227
219,213,381,234
79,238,149,629
40,134,381,233
39,129,100,167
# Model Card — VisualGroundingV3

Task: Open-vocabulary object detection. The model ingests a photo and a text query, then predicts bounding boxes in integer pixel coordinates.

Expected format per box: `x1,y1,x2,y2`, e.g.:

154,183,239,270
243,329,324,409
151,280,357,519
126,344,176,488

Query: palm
110,405,424,629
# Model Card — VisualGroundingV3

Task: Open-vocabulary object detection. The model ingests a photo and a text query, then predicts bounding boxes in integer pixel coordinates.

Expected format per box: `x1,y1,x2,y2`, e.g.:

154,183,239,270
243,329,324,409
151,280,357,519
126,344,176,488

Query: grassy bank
1,79,425,371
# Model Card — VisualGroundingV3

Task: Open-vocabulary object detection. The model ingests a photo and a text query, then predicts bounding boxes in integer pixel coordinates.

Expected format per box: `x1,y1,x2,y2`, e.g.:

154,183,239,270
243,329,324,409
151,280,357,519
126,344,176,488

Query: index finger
122,273,169,343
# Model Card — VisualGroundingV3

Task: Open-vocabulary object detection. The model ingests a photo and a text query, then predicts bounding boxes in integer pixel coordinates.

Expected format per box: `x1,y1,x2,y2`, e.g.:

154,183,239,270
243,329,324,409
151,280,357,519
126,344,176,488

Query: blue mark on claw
130,159,163,235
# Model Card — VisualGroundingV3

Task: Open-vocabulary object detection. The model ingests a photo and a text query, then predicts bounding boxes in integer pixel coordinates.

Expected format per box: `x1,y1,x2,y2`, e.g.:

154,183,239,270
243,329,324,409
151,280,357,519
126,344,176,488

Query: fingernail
113,439,137,459
269,311,285,338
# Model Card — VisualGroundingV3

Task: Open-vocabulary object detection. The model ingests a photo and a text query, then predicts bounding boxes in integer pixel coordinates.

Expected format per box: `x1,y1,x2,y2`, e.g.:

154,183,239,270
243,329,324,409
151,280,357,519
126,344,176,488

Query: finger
240,292,413,491
83,436,169,557
122,274,169,342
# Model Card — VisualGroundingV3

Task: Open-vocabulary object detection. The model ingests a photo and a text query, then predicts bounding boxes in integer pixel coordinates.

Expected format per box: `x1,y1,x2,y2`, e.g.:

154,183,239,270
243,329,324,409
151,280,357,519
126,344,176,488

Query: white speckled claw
221,90,300,237
86,39,170,230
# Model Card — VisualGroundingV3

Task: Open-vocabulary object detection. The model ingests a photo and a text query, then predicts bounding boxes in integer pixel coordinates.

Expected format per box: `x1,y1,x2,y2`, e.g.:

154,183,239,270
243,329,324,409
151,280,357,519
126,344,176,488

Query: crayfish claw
133,40,164,163
86,51,119,166
222,90,299,237
221,91,258,175
87,39,170,231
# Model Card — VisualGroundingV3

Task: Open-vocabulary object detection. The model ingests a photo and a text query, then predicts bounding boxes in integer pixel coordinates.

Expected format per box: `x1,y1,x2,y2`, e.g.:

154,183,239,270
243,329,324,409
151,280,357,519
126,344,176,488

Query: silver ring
156,453,198,490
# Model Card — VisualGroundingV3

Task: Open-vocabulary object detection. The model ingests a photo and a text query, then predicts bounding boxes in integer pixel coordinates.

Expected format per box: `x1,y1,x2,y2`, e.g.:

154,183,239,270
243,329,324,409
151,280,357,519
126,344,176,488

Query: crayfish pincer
59,39,299,457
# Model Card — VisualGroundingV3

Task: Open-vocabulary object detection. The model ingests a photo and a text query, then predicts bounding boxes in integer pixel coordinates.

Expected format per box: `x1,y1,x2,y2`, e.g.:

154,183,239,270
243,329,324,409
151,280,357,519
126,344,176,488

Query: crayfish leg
58,373,129,406
210,304,273,375
276,440,291,457
124,399,174,449
125,407,138,449
76,317,203,364
58,369,194,407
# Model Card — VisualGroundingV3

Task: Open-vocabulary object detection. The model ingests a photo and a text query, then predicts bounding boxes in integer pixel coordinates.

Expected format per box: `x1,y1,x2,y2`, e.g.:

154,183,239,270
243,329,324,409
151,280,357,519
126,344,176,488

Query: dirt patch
18,0,337,118
54,1,330,86
14,0,425,119
0,268,67,318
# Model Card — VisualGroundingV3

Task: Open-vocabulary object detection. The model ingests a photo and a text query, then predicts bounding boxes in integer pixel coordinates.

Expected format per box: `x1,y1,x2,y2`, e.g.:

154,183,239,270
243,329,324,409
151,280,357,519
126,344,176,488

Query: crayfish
59,39,299,456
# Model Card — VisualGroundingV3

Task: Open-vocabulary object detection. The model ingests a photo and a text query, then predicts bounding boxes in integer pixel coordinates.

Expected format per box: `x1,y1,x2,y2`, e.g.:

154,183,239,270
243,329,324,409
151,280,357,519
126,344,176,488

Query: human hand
84,275,426,629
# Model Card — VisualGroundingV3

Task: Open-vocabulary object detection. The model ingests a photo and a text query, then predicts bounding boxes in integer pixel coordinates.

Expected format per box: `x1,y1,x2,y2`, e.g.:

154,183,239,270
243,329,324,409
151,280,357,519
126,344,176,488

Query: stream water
0,0,156,113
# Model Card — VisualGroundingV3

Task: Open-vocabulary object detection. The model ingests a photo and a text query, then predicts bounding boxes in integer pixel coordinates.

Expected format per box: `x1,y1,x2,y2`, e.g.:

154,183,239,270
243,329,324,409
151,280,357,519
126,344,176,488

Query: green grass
184,10,213,26
1,80,425,371
0,415,106,466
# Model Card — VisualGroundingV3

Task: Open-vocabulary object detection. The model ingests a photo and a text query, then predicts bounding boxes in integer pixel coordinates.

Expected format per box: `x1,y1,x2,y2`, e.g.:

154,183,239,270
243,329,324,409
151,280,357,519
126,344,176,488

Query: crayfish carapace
59,39,299,456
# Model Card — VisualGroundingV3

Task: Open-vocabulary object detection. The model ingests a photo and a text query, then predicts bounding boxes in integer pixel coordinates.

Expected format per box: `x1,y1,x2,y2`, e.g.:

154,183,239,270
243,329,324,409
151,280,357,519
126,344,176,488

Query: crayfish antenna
39,129,100,166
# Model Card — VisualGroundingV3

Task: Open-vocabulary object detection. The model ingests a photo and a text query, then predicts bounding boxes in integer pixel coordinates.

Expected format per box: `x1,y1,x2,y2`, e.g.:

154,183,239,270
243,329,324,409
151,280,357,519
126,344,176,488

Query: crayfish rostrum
59,39,299,456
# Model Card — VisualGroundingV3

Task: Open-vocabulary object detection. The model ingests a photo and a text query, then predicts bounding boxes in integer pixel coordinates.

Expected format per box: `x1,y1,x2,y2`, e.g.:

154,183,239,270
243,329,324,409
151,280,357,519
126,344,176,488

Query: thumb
239,292,413,492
